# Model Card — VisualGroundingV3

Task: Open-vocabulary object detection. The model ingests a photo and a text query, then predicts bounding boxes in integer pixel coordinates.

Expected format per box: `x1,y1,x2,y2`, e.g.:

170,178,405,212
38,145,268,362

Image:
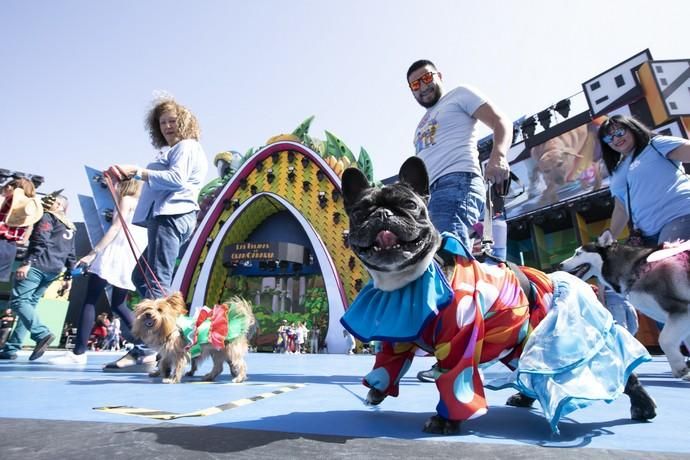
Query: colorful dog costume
341,234,650,433
177,303,252,358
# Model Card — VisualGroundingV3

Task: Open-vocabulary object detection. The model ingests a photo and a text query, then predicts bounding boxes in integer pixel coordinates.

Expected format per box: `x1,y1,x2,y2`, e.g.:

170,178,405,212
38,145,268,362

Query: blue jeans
657,213,690,245
1,267,57,354
132,211,197,300
126,212,196,358
428,172,485,251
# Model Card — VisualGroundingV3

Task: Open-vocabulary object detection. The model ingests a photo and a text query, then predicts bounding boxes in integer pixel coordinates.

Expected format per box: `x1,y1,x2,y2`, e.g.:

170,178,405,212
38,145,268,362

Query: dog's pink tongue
376,230,399,249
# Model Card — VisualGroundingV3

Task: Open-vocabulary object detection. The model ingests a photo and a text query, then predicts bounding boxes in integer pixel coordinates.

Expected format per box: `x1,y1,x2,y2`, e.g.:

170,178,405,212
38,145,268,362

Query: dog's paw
161,377,180,384
505,392,536,408
365,388,387,406
422,415,461,435
184,370,195,377
148,369,161,378
630,391,657,421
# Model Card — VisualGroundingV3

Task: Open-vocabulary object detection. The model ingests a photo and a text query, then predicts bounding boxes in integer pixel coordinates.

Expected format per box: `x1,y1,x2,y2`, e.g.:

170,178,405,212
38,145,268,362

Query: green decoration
292,116,315,148
357,147,374,182
324,131,357,164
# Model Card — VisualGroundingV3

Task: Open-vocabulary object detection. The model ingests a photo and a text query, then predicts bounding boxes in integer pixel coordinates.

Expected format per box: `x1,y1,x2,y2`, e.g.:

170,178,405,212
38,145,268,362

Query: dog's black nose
373,208,394,220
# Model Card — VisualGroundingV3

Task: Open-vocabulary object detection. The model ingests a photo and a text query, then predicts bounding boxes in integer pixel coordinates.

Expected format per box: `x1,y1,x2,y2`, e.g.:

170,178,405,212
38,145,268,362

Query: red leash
104,174,167,297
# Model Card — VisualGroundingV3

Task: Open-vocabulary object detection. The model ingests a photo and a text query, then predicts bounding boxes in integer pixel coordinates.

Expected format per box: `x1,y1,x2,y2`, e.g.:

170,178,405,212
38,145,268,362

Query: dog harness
177,303,251,359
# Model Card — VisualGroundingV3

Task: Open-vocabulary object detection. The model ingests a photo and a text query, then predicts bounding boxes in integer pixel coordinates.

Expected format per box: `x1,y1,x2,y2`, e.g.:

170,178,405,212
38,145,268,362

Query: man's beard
417,86,442,108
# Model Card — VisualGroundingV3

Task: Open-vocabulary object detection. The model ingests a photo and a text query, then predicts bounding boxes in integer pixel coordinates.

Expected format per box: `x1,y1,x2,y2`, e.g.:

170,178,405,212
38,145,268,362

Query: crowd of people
1,59,690,368
0,96,207,369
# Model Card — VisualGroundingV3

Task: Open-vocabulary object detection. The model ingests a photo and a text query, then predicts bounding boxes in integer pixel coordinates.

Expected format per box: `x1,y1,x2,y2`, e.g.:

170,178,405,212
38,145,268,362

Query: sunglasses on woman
602,127,627,144
409,71,438,91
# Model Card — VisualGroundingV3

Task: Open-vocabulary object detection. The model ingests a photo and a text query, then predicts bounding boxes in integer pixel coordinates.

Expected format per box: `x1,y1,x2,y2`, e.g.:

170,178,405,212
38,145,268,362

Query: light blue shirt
608,135,690,235
133,139,208,226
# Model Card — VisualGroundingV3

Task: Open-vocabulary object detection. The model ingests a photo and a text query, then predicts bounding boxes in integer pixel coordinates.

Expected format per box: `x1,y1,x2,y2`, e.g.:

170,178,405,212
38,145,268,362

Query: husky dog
560,242,690,380
340,156,656,435
132,292,255,384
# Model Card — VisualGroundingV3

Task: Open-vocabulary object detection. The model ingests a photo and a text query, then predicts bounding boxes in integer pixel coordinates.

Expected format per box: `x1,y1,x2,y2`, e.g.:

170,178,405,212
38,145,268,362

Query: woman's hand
78,253,96,267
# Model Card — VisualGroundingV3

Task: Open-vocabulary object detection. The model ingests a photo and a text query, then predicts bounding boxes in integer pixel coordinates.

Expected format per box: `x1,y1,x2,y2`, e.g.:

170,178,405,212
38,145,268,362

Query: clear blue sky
2,0,688,222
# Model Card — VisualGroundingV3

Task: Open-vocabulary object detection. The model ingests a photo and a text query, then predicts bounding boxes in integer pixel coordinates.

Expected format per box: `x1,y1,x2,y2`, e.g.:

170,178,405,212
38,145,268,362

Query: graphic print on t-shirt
415,113,438,153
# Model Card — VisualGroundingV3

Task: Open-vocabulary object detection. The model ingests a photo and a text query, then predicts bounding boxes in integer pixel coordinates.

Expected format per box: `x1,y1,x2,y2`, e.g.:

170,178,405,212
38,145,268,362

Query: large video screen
503,119,608,219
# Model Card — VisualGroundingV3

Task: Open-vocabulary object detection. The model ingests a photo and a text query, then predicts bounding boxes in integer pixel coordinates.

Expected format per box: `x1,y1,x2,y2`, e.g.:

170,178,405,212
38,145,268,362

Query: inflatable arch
171,141,369,353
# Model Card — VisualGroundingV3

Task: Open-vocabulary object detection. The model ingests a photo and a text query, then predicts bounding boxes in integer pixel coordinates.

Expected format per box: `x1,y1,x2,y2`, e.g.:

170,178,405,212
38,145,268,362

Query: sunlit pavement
1,350,688,459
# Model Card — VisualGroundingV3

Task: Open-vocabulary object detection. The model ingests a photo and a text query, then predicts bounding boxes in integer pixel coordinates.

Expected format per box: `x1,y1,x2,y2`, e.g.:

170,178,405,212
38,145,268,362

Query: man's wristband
133,168,143,180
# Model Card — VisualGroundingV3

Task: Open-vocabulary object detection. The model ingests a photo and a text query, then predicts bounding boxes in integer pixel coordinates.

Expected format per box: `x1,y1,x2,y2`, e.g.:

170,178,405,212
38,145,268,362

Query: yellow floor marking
94,383,305,420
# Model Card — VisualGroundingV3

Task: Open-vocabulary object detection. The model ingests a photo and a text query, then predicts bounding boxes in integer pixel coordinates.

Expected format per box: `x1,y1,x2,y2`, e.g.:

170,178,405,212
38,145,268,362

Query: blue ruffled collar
340,261,454,342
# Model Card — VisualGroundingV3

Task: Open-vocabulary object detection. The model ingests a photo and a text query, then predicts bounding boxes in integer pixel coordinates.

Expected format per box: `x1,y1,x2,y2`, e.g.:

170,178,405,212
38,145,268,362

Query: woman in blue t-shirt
597,115,690,246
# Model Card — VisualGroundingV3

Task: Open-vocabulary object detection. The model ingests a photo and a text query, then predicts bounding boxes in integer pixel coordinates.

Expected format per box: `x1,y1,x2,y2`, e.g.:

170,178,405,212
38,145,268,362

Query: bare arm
473,102,512,184
608,198,629,239
78,195,137,265
666,140,690,163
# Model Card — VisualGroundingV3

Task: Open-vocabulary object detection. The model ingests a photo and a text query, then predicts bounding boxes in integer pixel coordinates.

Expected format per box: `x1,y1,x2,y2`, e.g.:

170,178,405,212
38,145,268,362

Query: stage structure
171,120,374,354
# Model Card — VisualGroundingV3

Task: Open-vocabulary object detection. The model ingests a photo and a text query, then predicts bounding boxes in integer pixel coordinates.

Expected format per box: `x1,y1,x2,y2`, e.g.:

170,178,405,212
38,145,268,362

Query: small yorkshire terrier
132,292,255,384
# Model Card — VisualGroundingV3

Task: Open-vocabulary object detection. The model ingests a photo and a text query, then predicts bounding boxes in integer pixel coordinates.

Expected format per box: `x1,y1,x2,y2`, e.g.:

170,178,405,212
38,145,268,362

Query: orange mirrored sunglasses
409,71,438,91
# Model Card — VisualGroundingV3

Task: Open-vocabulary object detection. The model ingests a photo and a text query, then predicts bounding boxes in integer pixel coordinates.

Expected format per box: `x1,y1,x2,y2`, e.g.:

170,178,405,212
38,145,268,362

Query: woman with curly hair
103,96,208,372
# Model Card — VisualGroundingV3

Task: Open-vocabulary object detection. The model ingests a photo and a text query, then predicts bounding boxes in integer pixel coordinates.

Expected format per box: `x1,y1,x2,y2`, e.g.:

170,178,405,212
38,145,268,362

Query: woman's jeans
129,211,196,357
1,267,57,354
132,211,197,299
428,172,485,252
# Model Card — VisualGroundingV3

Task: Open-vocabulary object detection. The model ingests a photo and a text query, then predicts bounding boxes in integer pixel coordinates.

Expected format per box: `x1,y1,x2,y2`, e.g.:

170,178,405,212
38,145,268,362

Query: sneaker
48,352,87,366
417,363,440,383
29,333,56,361
103,346,157,373
0,351,17,360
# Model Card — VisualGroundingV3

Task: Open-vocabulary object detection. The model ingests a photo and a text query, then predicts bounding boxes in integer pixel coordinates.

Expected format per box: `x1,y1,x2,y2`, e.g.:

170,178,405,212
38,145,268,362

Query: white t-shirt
413,85,487,184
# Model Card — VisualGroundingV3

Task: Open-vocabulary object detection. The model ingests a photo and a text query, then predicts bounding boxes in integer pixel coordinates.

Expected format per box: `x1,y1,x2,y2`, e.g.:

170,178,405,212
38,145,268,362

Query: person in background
595,114,690,352
103,96,208,372
597,114,690,247
0,195,75,361
48,179,147,366
0,308,14,348
343,328,356,355
407,59,512,254
0,178,43,282
408,59,512,382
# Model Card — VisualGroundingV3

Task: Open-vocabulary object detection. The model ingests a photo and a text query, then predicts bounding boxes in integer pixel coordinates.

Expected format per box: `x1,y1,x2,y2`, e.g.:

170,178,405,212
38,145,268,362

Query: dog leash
103,173,167,297
481,182,495,254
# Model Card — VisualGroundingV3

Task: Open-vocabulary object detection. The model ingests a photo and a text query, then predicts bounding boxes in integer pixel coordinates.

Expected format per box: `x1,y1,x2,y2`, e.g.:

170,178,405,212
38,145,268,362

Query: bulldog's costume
341,234,650,433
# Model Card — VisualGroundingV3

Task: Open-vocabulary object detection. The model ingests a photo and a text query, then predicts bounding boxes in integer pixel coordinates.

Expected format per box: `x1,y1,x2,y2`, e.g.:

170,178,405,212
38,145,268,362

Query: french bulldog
340,156,656,435
342,156,441,292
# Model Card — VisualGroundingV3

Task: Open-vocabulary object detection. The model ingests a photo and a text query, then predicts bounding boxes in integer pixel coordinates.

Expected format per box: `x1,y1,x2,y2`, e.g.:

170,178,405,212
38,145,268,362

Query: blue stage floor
1,350,688,458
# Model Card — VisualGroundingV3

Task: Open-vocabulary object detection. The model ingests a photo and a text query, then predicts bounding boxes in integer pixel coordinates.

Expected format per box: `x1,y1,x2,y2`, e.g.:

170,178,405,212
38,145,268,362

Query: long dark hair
598,114,655,174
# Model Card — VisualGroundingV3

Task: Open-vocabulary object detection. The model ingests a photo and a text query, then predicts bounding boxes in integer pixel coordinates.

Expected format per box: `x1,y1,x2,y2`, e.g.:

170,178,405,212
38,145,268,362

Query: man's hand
483,156,510,185
15,264,30,281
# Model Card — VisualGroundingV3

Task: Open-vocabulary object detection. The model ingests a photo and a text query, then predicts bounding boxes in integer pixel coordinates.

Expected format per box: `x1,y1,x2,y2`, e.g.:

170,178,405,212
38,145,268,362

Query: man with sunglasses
408,60,512,384
407,59,512,255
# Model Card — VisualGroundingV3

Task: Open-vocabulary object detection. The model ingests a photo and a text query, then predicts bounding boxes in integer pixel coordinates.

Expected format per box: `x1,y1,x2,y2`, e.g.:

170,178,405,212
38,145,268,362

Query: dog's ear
342,167,371,209
167,291,188,315
398,157,429,197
